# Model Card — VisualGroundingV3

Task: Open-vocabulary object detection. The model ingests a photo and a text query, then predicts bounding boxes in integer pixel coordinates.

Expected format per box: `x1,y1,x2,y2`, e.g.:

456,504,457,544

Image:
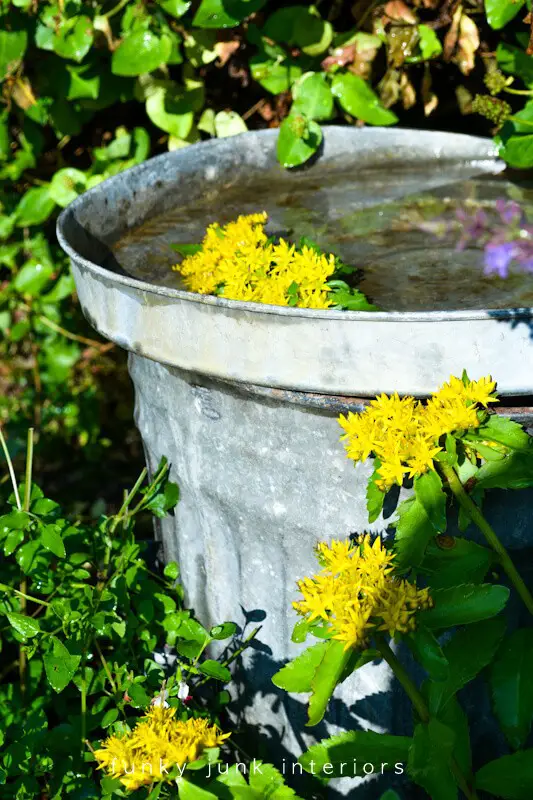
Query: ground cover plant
2,0,533,509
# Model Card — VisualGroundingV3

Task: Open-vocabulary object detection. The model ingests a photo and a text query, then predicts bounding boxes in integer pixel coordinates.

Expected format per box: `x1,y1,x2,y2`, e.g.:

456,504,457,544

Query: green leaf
112,31,171,77
407,625,449,682
101,708,119,728
43,637,81,693
277,114,322,169
6,612,41,639
426,617,506,714
145,480,180,517
262,6,333,56
15,186,56,227
491,628,533,750
43,340,80,383
4,529,24,556
53,17,94,63
307,639,352,726
367,462,385,523
292,72,334,121
199,660,231,682
176,779,218,799
392,495,436,570
476,750,533,799
501,135,533,169
14,259,54,296
41,524,66,558
49,167,87,207
272,641,329,693
210,622,237,640
157,0,191,18
300,730,412,778
0,29,27,81
476,450,533,489
407,720,457,800
250,49,302,94
331,73,398,126
214,110,247,138
145,83,194,138
486,0,526,30
419,584,509,630
128,682,151,708
473,416,532,452
414,470,447,533
422,537,493,589
193,0,266,28
438,697,472,780
379,793,402,800
418,24,442,59
164,561,180,580
497,43,533,85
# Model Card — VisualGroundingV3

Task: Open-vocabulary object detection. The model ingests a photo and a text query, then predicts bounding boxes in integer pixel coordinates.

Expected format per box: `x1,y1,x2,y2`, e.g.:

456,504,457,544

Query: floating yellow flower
95,705,229,791
294,536,432,650
172,212,336,309
339,375,498,491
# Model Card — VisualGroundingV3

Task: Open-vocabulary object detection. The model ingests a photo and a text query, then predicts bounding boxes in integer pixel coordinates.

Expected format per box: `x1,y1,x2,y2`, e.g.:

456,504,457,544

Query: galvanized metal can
57,128,533,797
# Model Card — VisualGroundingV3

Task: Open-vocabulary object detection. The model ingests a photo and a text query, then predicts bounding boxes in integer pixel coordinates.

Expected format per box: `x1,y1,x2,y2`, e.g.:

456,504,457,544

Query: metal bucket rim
57,127,528,324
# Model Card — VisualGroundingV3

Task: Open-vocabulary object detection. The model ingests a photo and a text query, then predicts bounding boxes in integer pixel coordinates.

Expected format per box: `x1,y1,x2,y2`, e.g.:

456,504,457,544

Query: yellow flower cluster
294,536,432,650
173,212,336,308
94,705,229,791
339,375,498,491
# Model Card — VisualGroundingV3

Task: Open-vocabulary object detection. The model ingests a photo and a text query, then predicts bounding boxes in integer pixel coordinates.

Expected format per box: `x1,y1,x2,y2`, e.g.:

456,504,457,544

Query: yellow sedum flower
173,212,336,309
95,705,229,791
339,375,498,491
294,535,432,650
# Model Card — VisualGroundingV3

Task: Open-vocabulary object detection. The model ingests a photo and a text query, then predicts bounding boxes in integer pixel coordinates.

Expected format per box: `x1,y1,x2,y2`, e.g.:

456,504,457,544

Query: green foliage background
1,0,533,503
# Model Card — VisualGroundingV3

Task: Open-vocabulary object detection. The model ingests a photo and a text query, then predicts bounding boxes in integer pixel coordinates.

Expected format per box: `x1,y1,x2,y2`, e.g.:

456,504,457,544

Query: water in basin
111,166,533,312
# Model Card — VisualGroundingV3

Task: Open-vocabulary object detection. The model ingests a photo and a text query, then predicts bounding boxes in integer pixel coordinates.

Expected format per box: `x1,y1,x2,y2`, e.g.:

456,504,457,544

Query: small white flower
178,681,190,701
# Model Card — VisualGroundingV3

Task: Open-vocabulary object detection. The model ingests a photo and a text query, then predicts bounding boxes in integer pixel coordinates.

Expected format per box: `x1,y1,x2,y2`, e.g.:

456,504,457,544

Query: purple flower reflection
484,242,516,278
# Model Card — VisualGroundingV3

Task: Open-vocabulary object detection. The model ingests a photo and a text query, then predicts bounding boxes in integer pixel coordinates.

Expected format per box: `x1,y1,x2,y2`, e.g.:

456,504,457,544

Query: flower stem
438,462,533,616
375,636,428,722
375,637,479,800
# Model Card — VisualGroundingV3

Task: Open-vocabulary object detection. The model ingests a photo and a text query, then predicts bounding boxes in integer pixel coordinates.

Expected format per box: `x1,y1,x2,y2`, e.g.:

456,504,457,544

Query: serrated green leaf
307,639,352,726
272,641,329,693
420,584,509,630
407,720,457,800
407,625,449,682
422,537,493,589
426,617,506,714
491,628,533,750
300,730,412,778
476,750,533,799
476,450,533,489
475,416,532,452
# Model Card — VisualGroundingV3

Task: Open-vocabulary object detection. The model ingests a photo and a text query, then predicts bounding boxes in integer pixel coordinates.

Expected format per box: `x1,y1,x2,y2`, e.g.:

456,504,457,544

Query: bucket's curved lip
57,126,533,324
